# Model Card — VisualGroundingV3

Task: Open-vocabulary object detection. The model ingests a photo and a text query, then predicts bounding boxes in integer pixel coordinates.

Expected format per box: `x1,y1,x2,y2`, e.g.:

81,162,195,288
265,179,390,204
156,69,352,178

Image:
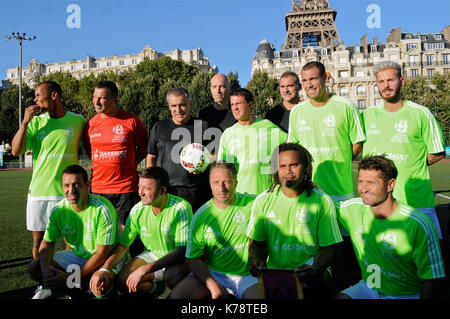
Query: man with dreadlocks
246,143,343,298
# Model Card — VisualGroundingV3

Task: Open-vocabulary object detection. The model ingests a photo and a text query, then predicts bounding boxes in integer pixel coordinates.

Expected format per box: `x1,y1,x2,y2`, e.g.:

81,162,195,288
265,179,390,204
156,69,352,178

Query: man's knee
28,258,42,281
163,264,189,289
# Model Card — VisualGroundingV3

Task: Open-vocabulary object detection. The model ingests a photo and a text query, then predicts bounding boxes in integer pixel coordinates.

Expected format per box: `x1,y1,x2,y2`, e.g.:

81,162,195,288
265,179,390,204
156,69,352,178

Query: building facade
5,45,217,87
252,1,450,110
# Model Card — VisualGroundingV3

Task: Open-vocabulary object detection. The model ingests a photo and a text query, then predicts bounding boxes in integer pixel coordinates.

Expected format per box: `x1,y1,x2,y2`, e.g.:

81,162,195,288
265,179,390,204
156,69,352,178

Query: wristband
99,267,110,274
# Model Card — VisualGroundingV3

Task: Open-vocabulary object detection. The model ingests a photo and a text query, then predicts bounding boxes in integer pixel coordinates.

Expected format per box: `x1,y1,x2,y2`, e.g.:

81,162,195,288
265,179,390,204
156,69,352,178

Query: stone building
252,0,450,109
5,46,217,87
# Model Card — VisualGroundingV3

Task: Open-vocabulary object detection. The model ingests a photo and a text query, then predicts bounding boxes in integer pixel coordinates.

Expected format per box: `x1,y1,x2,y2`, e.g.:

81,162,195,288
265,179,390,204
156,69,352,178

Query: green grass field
0,161,449,297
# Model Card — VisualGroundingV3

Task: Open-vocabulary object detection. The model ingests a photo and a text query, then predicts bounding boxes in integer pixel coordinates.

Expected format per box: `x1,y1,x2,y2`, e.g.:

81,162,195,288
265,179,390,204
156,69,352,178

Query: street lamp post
6,32,36,168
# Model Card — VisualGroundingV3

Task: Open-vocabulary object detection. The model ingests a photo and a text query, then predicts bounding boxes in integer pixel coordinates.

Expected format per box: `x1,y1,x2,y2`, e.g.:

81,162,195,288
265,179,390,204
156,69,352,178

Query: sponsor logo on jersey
367,123,380,135
267,211,277,218
380,231,397,250
323,114,336,127
394,120,408,134
295,208,309,223
233,211,246,224
112,124,124,136
90,133,102,138
64,128,74,136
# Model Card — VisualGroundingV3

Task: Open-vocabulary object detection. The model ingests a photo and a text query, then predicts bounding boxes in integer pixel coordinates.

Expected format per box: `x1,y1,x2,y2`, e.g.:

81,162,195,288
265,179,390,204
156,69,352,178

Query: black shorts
168,184,212,213
92,192,140,225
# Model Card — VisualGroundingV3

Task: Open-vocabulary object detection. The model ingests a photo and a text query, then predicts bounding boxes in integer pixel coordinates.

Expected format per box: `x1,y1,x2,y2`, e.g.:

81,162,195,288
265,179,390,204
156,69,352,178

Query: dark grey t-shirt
147,118,211,187
265,103,290,133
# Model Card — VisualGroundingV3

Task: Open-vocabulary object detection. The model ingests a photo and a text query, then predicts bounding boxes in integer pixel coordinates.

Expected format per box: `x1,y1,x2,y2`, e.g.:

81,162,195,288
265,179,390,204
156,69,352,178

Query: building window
373,85,379,94
10,73,15,78
338,70,348,78
354,46,360,53
426,55,434,66
355,71,364,77
262,62,268,69
371,44,377,52
119,60,124,66
409,55,419,65
339,86,349,96
357,99,366,110
436,35,442,40
321,48,327,56
406,43,417,50
411,69,419,78
60,67,64,71
71,65,75,71
23,71,27,76
444,68,450,74
107,62,112,67
375,98,383,106
442,54,449,65
293,50,299,58
339,57,347,64
357,85,366,96
132,59,137,64
275,63,280,69
427,69,434,78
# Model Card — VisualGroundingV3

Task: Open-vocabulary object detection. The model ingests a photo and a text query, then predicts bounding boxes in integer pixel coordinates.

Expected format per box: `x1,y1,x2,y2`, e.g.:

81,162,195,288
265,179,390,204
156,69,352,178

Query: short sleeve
174,201,193,247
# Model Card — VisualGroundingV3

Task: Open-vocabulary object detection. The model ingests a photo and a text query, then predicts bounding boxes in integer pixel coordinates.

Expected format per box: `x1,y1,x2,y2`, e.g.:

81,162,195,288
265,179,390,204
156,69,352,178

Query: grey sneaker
31,285,52,299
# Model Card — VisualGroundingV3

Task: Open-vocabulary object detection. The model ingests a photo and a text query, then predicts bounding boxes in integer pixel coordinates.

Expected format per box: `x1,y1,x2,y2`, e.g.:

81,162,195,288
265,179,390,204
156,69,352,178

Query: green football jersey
362,101,445,208
247,186,343,269
120,194,192,259
186,193,256,276
44,194,119,259
338,198,445,296
217,119,287,195
288,95,365,199
26,112,85,198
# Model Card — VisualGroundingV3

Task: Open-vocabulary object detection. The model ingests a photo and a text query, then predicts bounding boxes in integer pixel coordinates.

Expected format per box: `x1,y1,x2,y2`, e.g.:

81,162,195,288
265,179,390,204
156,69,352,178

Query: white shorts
26,199,61,231
416,207,443,239
341,280,420,299
209,269,259,299
136,250,165,281
53,250,127,274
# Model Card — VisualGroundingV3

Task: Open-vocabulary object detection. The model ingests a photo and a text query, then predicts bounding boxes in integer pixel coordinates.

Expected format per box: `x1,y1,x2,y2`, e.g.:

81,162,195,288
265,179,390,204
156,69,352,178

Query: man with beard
28,165,118,299
335,155,445,299
11,81,85,259
265,71,301,132
362,61,446,238
247,143,342,298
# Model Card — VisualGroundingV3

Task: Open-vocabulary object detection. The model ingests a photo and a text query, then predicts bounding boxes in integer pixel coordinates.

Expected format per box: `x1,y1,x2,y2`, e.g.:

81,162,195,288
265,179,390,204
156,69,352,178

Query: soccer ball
180,143,211,173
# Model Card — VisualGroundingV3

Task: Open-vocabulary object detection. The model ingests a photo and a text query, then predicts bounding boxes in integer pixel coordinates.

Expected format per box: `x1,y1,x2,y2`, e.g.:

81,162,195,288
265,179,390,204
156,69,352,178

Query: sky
1,0,449,86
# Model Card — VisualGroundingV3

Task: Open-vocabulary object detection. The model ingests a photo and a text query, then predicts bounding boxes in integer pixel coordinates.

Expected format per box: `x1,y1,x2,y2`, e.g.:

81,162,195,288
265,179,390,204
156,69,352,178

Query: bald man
198,74,236,133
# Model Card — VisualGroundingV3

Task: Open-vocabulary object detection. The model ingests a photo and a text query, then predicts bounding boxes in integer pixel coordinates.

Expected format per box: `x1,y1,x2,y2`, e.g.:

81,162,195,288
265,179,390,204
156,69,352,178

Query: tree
0,84,35,143
402,74,450,144
246,70,281,118
227,71,241,90
188,71,213,116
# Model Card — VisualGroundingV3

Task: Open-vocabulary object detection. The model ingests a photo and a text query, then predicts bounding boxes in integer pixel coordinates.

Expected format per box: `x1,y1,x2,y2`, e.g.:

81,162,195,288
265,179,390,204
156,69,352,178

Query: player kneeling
170,162,259,299
28,165,118,299
335,155,445,299
90,167,192,298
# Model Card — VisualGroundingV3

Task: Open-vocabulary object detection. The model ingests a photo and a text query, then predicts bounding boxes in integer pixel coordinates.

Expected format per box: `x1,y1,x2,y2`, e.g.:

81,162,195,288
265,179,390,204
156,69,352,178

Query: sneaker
31,285,52,299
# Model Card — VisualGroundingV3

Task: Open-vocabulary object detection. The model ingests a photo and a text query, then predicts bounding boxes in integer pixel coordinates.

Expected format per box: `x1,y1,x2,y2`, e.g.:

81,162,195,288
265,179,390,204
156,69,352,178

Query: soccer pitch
0,161,449,297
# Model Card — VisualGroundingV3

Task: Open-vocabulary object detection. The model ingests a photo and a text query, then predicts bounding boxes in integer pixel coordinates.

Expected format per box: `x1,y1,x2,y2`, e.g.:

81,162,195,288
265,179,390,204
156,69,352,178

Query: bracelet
99,267,110,274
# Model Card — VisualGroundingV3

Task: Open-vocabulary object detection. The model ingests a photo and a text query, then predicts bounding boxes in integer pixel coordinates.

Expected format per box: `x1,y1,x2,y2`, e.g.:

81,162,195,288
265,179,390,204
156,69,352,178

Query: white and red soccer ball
180,143,211,173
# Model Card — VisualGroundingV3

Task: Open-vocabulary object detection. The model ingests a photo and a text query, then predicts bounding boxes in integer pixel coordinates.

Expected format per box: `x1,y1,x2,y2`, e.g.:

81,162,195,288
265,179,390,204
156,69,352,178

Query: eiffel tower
283,0,341,50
